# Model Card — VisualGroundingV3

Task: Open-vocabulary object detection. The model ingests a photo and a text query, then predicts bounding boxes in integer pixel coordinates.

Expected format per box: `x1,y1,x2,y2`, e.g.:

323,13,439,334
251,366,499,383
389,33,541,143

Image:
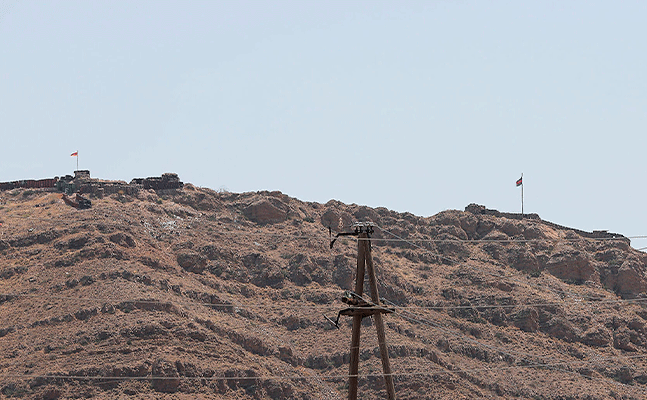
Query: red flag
70,151,78,157
516,177,523,187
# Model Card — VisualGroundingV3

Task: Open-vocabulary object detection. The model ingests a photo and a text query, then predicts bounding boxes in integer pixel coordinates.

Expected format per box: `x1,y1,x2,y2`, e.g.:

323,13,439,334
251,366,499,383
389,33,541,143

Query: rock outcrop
243,199,289,224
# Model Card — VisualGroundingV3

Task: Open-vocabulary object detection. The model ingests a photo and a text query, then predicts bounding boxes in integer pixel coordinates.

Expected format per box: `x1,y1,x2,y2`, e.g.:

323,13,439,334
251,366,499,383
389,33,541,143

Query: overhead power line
1,353,646,383
1,292,646,311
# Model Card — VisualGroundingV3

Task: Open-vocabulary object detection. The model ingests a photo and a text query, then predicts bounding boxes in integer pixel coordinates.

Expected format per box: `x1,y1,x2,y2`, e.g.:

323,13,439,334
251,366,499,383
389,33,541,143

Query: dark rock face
320,208,353,231
11,230,61,247
174,360,198,377
109,232,136,248
41,387,61,400
263,380,295,398
200,244,234,261
459,213,478,239
513,308,539,332
507,246,539,273
545,247,597,284
243,199,289,224
543,317,578,342
580,327,611,347
241,253,285,288
432,224,468,241
614,328,638,352
278,346,300,367
481,242,504,260
176,252,208,273
332,255,354,289
286,253,330,286
614,259,647,298
615,366,634,384
501,220,522,237
1,266,27,280
151,358,180,393
353,206,380,225
523,225,546,239
54,235,90,250
481,230,507,241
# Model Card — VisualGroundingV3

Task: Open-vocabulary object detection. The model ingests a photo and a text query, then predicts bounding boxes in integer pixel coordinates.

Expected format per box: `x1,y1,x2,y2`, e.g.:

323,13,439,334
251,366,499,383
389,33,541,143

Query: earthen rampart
465,203,627,242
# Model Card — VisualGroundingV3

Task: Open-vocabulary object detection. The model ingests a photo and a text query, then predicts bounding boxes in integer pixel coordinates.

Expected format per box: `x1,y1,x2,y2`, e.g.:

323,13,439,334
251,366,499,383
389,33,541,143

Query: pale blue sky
1,1,646,246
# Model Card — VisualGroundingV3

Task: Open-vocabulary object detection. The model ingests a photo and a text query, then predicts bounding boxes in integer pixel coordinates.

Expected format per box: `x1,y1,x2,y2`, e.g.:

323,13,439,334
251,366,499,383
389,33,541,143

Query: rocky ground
1,184,647,399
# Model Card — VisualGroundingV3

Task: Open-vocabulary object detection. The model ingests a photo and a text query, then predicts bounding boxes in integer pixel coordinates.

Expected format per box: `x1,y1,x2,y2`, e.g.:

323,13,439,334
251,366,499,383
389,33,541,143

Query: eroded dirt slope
1,185,647,399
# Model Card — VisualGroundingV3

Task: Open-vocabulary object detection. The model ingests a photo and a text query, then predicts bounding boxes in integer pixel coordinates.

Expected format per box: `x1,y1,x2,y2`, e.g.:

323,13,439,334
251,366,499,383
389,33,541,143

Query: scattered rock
615,366,634,383
287,253,329,286
263,380,295,398
175,360,199,377
513,308,540,332
199,244,232,261
543,317,578,342
109,232,136,248
0,326,15,337
74,307,98,321
278,346,300,366
176,252,207,273
613,328,637,352
79,275,94,286
151,358,180,393
580,327,611,347
1,266,27,280
12,230,61,247
241,253,285,287
41,387,61,400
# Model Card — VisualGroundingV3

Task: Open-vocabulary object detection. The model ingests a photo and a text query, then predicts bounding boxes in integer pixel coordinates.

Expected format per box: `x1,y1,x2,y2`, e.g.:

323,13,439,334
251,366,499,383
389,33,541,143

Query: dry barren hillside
1,182,647,399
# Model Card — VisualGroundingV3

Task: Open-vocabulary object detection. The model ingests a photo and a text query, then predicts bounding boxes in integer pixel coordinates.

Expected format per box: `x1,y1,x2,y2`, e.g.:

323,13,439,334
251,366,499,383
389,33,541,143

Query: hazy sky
1,1,646,247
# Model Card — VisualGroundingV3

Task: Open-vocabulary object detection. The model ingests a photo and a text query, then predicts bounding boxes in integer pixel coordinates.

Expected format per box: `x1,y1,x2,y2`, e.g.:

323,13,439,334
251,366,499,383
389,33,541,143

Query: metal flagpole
521,173,524,216
76,151,79,171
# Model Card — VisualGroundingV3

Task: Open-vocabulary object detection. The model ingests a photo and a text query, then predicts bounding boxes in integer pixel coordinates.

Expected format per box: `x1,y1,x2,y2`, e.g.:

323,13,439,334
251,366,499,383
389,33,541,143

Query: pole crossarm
329,222,374,249
340,306,395,318
324,293,395,328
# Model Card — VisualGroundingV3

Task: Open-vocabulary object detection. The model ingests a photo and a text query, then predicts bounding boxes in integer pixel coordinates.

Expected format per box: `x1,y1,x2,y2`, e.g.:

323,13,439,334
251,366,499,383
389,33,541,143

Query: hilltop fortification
0,171,183,197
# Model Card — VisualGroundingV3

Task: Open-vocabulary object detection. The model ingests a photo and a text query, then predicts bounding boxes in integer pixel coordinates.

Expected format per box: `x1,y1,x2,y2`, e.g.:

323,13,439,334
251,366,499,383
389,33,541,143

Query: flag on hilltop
71,151,79,170
517,174,524,215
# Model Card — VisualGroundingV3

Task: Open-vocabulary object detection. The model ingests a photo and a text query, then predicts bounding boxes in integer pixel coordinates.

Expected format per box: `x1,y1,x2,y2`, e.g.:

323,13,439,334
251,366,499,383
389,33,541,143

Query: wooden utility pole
346,223,396,400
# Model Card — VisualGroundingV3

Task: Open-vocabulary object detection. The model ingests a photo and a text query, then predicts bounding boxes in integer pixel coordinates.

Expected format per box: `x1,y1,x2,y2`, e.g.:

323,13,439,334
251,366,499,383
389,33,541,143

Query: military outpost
0,171,183,200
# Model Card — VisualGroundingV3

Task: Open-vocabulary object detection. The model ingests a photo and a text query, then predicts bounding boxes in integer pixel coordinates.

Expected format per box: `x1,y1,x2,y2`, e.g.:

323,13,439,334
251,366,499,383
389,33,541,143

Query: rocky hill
1,183,647,399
